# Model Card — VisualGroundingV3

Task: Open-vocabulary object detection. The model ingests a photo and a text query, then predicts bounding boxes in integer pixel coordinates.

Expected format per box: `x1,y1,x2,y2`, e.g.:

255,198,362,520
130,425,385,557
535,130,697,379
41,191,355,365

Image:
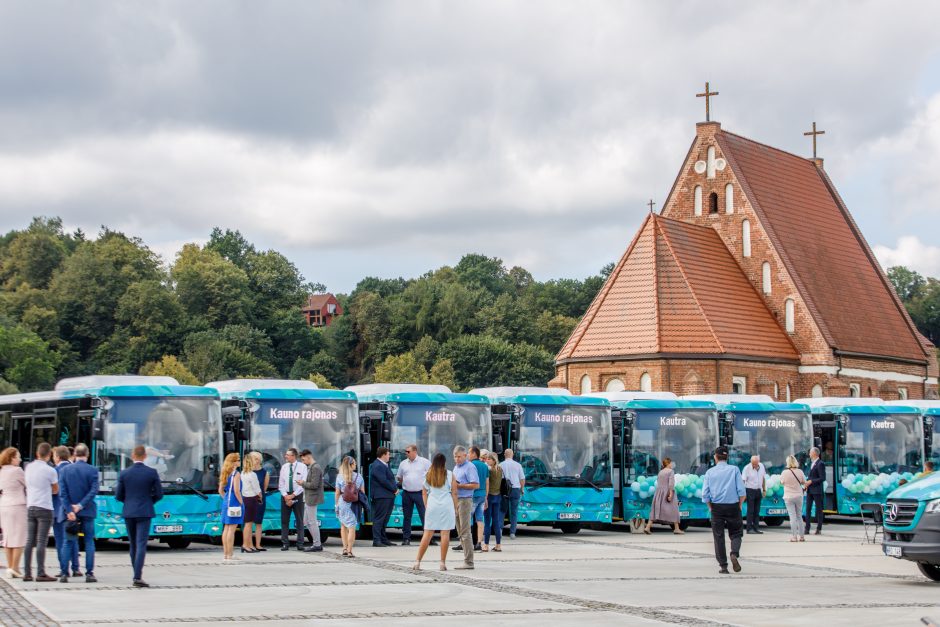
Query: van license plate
154,525,183,533
558,513,580,520
884,546,902,558
766,508,787,515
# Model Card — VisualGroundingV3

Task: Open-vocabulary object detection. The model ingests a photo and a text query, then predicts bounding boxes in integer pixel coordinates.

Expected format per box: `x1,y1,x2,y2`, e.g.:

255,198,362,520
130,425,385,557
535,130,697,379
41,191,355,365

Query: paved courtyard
2,522,938,626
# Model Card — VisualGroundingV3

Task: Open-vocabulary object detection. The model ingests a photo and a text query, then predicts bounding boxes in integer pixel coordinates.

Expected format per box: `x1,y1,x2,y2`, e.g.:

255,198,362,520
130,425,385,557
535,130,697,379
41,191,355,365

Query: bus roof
0,383,218,406
471,388,609,407
683,394,809,413
584,391,678,402
884,399,940,415
345,383,452,396
468,387,568,398
795,397,920,414
55,375,180,390
214,388,355,402
345,384,487,405
207,379,319,393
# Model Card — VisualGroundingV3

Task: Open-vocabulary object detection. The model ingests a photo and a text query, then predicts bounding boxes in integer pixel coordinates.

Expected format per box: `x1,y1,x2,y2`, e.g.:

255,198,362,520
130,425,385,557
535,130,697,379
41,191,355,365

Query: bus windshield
843,413,923,475
389,403,490,473
97,397,221,493
730,411,813,474
631,409,717,478
516,404,612,487
250,400,358,488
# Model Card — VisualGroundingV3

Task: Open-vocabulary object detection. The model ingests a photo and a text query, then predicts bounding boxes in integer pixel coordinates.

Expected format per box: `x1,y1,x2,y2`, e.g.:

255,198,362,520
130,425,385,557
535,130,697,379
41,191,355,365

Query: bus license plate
558,513,581,520
154,525,183,534
679,511,691,518
766,508,787,515
884,546,903,558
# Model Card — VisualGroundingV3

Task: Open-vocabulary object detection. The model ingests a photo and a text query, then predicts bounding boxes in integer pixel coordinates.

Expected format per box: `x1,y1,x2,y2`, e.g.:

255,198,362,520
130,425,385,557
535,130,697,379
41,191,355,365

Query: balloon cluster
840,472,915,496
764,474,784,498
629,474,704,500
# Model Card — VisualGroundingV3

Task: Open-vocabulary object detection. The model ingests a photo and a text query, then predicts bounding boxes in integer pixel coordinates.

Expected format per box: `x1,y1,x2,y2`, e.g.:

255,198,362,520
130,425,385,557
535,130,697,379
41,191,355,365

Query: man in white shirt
278,448,308,551
499,449,526,539
741,455,767,534
396,444,431,546
24,442,59,582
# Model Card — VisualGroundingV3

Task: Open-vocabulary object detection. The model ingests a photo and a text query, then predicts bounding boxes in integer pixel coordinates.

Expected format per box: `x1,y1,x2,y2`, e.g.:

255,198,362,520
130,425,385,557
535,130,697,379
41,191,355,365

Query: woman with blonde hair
780,455,807,542
218,452,244,561
334,456,364,557
240,452,264,553
0,447,27,578
412,453,457,572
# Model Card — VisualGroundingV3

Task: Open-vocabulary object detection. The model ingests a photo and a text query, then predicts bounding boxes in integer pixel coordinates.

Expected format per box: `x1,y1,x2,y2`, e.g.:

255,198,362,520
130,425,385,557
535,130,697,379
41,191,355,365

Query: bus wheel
917,562,940,582
165,538,191,550
763,518,784,527
678,520,690,531
559,523,581,535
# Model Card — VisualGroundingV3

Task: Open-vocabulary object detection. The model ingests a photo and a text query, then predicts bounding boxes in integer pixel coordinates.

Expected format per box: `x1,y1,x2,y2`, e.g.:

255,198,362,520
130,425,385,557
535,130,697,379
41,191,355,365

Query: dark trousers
400,491,426,542
506,488,521,535
745,488,763,530
371,497,393,544
125,517,152,581
69,518,95,574
484,495,503,545
53,518,80,575
281,496,305,546
24,507,54,577
804,492,824,532
710,503,744,568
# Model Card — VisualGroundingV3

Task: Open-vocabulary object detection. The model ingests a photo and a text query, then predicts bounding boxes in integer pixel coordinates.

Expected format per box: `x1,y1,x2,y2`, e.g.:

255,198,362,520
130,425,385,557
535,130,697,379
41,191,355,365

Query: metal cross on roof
647,199,656,213
803,121,825,159
696,82,719,122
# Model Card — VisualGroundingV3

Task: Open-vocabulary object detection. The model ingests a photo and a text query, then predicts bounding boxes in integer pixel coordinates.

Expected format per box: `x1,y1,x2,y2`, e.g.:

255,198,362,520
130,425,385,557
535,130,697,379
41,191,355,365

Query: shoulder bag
226,472,243,518
788,469,806,493
342,472,360,503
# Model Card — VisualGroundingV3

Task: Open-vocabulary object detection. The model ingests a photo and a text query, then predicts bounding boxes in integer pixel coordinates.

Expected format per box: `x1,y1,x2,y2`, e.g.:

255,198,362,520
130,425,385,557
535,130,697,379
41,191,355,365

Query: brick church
551,102,939,400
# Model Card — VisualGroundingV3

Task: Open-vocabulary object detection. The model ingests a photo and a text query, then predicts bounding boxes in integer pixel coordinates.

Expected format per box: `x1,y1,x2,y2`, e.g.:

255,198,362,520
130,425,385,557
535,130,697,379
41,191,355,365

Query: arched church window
639,373,652,392
742,219,751,257
725,183,734,214
811,384,823,398
709,192,719,214
694,186,703,216
606,378,625,393
785,298,795,333
580,375,592,395
762,262,772,294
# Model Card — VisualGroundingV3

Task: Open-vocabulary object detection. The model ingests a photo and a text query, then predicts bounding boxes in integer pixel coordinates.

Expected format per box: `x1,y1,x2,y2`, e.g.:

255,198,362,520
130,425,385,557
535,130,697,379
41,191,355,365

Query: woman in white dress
412,453,457,572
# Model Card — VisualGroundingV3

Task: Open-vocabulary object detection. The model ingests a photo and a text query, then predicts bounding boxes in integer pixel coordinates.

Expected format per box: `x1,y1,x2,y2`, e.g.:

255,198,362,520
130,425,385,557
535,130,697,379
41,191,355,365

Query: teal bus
0,375,223,548
587,392,718,529
471,387,614,534
797,397,925,515
209,379,361,539
685,394,814,526
346,384,492,531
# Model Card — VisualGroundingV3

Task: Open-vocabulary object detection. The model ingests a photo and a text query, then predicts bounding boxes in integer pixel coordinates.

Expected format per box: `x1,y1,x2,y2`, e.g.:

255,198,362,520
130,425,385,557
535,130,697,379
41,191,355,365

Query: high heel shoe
240,547,256,553
643,527,652,535
439,561,447,571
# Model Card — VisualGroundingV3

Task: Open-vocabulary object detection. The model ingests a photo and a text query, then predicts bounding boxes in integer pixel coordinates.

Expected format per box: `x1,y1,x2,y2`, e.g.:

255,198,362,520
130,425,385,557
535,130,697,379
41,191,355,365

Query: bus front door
813,420,838,511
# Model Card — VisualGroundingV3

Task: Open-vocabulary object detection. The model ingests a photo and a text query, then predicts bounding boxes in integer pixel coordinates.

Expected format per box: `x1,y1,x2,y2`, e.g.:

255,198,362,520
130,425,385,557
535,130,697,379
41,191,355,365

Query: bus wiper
551,474,603,492
162,478,210,501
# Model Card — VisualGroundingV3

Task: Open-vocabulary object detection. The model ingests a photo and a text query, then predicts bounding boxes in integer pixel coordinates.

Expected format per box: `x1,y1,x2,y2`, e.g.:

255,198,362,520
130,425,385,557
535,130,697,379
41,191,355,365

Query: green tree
206,227,256,269
428,358,456,388
0,322,62,390
182,331,277,383
172,244,253,328
440,335,554,389
289,351,347,387
454,254,510,295
534,311,579,353
0,217,69,289
908,278,940,343
308,373,337,389
374,352,429,384
140,355,200,385
0,378,18,394
887,266,926,303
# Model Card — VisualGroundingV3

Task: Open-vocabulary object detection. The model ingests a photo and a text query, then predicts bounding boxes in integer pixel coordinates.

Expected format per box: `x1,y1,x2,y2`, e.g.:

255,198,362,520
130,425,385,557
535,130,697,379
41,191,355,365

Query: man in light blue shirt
702,446,746,574
452,446,479,569
499,449,526,539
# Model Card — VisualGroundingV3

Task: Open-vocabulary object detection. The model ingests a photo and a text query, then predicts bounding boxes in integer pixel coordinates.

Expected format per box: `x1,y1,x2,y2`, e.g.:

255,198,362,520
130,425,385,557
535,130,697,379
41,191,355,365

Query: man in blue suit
115,445,164,587
369,447,398,547
53,446,81,581
60,443,100,583
804,446,826,535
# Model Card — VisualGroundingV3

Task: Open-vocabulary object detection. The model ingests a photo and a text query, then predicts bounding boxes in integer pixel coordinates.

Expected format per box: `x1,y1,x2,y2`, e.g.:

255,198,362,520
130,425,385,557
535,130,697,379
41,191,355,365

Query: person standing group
469,446,489,552
369,447,398,548
58,443,99,582
803,446,825,536
279,448,307,551
644,458,683,534
240,451,267,553
412,453,457,571
702,446,746,575
300,449,324,552
452,446,479,570
334,456,365,557
396,444,432,547
482,452,503,551
780,455,806,542
219,452,244,562
499,449,525,539
742,455,767,535
114,445,163,586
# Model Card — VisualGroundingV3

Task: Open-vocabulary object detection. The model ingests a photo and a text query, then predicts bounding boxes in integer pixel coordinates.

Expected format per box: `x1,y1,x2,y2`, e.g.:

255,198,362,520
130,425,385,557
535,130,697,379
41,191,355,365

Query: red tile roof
557,215,798,362
303,293,336,311
717,131,930,362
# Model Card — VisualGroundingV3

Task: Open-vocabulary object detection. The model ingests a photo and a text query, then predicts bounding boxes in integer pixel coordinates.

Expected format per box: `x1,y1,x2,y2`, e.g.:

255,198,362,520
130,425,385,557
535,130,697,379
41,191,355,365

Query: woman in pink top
0,447,27,578
780,455,806,542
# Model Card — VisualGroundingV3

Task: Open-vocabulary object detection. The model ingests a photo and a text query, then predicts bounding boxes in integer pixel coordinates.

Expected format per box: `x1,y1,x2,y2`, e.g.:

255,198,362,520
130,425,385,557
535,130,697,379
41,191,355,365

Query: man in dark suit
804,446,825,535
369,447,398,547
53,446,81,581
115,445,164,587
60,443,100,583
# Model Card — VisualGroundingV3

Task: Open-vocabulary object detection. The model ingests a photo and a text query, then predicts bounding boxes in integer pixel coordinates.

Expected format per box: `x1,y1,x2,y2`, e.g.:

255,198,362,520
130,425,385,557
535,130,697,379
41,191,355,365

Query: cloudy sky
2,2,940,292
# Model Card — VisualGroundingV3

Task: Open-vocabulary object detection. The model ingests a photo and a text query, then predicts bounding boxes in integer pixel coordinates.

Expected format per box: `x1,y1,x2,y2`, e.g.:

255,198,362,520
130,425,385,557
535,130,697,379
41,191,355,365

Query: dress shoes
36,575,57,583
58,575,68,583
132,579,150,588
718,568,730,574
382,541,396,547
85,573,97,583
730,554,741,573
304,545,323,552
401,540,411,546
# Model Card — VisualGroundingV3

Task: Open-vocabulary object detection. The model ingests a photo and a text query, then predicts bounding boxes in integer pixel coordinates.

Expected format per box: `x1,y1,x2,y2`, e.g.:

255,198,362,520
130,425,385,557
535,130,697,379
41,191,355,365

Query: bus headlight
925,499,940,514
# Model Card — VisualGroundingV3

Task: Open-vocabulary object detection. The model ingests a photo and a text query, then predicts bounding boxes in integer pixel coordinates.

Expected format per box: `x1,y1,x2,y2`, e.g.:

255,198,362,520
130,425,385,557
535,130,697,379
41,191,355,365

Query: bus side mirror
492,434,503,452
510,420,520,441
613,432,622,451
719,416,734,446
381,422,391,442
814,437,822,450
237,418,248,440
224,431,236,454
924,419,933,459
624,451,634,466
361,433,372,456
91,417,105,441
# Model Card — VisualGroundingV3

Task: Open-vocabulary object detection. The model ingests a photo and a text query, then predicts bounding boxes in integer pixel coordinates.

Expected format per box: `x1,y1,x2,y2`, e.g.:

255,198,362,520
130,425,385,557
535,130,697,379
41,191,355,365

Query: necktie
289,463,294,492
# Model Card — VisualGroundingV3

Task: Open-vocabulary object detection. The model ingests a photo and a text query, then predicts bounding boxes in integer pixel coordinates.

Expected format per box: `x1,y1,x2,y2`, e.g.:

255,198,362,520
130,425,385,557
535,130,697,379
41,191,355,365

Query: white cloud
874,236,940,278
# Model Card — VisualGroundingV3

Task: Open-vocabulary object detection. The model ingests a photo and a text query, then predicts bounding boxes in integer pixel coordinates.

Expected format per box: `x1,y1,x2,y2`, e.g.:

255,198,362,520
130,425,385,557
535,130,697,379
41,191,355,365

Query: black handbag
65,519,83,535
499,477,510,497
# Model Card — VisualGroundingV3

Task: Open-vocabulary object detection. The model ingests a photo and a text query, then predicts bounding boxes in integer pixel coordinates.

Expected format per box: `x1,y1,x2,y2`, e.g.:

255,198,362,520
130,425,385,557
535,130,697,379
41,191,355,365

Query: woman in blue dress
334,456,364,558
218,452,244,562
412,453,457,572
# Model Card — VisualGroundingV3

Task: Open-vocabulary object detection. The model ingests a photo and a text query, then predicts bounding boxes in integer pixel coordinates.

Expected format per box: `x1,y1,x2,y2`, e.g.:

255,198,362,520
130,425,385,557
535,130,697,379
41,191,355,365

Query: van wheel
917,562,940,582
763,518,784,527
165,538,191,550
559,523,581,535
679,520,690,531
